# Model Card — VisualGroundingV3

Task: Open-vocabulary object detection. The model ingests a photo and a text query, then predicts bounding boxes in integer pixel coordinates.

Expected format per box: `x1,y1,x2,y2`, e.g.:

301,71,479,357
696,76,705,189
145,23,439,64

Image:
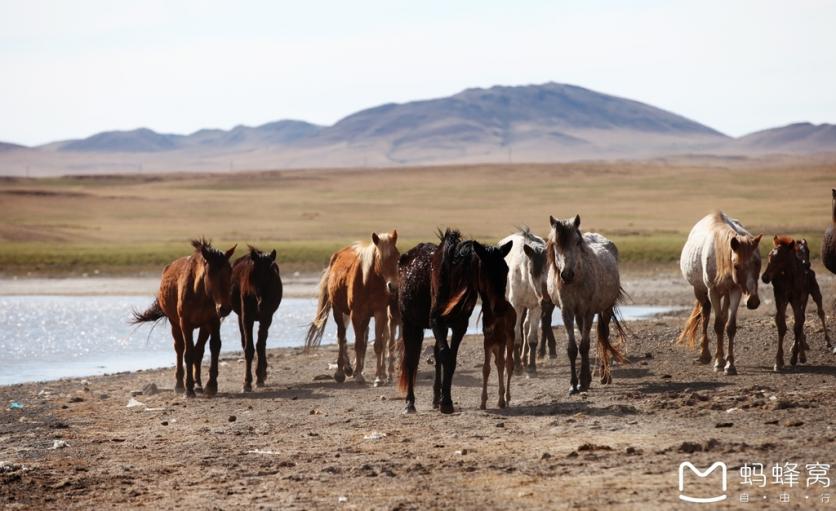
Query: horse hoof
255,380,265,388
773,364,783,373
525,366,537,376
242,384,253,393
403,404,416,415
724,366,737,376
696,354,712,364
497,400,506,409
184,389,196,399
373,377,383,388
194,384,203,394
601,375,612,385
344,366,354,377
175,383,185,394
479,402,487,410
799,353,807,364
568,387,580,396
440,402,455,414
353,374,366,384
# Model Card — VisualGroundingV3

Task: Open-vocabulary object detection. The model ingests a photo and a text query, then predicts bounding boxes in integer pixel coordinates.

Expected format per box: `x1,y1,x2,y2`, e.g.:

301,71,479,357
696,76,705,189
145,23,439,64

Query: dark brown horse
398,230,512,414
480,297,516,410
823,189,836,274
132,239,236,397
231,246,283,392
794,239,832,351
762,235,831,371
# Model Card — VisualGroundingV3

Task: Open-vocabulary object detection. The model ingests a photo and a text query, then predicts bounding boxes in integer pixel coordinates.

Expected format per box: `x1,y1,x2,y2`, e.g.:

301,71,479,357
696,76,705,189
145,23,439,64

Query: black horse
231,246,283,392
398,230,512,414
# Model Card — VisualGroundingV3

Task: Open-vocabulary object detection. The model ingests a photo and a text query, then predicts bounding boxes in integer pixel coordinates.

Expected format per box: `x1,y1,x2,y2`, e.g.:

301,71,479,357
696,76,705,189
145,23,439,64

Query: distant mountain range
2,82,834,176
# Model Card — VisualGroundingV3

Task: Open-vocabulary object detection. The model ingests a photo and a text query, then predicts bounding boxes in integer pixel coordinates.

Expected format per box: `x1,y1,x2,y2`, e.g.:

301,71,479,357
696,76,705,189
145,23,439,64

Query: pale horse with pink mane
678,212,762,375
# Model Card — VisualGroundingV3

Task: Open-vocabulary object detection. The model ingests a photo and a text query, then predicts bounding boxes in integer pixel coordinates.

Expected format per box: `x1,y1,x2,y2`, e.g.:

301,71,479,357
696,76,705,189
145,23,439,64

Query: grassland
0,158,833,275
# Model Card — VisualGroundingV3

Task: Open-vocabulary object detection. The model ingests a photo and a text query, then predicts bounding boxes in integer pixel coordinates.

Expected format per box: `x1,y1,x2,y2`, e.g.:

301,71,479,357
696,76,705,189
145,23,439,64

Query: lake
0,295,676,385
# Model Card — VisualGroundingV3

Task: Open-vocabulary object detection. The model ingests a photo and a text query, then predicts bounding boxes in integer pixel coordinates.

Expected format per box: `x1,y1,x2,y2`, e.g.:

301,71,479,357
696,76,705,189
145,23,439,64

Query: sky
1,0,835,146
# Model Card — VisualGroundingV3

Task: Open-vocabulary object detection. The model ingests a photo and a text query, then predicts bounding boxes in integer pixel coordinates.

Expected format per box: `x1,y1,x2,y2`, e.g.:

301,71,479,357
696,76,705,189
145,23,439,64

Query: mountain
735,122,836,153
1,82,833,176
0,141,25,152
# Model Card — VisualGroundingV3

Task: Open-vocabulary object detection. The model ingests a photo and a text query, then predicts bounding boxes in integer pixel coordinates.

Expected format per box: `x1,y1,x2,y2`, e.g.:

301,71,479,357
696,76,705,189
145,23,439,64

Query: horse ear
473,242,487,259
730,237,740,252
200,247,210,262
250,248,259,261
372,232,380,246
270,249,277,261
549,215,558,228
523,244,535,259
754,234,762,246
573,214,581,229
225,244,237,260
391,229,398,244
499,240,513,257
772,235,780,247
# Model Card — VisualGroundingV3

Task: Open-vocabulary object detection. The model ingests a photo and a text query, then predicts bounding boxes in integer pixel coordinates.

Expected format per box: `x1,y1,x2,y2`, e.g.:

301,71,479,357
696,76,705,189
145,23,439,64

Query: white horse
679,212,762,375
546,215,626,393
501,228,549,374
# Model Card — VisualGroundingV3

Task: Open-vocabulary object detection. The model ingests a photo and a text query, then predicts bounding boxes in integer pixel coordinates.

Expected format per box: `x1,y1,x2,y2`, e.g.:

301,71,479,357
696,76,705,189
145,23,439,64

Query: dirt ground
2,269,836,510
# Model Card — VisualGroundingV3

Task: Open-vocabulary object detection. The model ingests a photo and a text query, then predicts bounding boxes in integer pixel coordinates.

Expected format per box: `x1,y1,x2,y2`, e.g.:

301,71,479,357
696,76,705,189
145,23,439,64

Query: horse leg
480,338,492,410
205,317,222,397
694,288,712,364
193,326,209,392
180,321,196,398
791,298,807,365
774,298,788,372
504,319,514,405
386,308,399,384
242,312,255,393
525,303,541,374
709,289,727,372
255,316,271,387
373,309,388,387
597,309,613,385
439,320,466,414
350,313,371,383
810,279,832,350
341,313,354,377
401,321,423,414
333,310,348,383
431,324,447,410
512,307,525,375
563,309,579,394
171,323,186,394
723,290,741,375
578,312,594,391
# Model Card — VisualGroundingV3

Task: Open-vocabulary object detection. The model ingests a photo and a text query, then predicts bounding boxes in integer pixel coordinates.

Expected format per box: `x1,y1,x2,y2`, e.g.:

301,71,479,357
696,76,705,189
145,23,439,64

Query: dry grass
0,159,833,274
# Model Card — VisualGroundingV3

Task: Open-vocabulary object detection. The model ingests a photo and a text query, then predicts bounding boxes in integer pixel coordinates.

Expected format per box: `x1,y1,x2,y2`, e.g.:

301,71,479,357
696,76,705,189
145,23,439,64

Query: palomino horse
305,231,399,385
231,246,283,392
823,189,836,274
679,212,762,375
501,227,549,374
132,239,236,397
398,231,513,413
794,239,833,351
546,215,626,393
763,236,833,371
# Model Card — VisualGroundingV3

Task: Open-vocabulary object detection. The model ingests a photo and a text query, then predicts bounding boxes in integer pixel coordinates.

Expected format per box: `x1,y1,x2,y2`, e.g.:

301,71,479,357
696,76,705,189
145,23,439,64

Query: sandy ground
2,270,836,510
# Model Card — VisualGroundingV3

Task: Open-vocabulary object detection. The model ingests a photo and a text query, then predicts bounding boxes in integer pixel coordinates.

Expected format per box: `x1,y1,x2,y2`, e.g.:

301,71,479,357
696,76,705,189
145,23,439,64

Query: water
0,295,676,385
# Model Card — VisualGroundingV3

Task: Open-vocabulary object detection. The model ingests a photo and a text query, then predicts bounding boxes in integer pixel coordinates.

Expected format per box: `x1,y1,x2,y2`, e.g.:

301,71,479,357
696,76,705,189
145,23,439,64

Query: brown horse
305,231,399,384
794,239,833,351
132,239,236,397
231,246,283,392
823,189,836,274
480,298,516,410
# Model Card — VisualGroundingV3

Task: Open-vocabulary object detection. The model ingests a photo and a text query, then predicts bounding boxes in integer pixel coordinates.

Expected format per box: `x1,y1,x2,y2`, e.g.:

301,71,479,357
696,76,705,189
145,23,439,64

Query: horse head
372,229,400,295
762,235,798,287
794,238,812,270
729,233,762,309
248,246,279,315
473,240,512,316
194,239,236,318
548,214,584,285
522,242,548,300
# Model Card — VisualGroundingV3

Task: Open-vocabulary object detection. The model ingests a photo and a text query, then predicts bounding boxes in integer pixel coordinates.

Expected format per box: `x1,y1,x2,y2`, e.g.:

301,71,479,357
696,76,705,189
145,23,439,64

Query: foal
794,239,833,351
231,247,283,392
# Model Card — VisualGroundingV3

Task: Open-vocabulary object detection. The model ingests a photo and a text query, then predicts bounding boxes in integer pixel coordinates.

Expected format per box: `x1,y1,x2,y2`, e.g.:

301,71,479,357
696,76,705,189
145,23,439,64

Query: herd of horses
133,189,836,414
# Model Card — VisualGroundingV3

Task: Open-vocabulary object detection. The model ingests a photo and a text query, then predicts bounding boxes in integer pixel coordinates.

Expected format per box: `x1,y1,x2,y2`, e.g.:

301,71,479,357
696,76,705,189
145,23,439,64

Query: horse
501,227,549,374
305,230,399,385
823,189,836,274
132,239,236,397
794,238,833,352
230,246,283,392
546,215,626,393
678,211,762,375
480,296,517,410
398,231,513,414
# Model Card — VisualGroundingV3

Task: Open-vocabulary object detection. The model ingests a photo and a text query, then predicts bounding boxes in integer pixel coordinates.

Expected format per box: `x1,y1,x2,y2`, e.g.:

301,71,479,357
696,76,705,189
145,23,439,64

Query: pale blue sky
1,0,835,145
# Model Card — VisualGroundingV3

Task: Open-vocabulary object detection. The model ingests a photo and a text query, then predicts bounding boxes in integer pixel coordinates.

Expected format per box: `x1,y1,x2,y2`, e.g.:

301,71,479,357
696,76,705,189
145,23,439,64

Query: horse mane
773,235,795,247
351,240,379,285
516,225,543,246
191,238,225,263
432,228,478,319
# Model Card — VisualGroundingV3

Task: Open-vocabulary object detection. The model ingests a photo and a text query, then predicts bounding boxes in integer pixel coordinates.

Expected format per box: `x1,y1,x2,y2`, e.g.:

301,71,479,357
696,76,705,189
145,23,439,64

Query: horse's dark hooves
175,384,185,394
548,353,558,360
439,402,455,414
184,389,197,399
242,384,253,393
568,387,580,396
724,366,738,376
696,354,712,364
334,371,346,383
205,382,218,397
525,367,537,377
194,385,204,394
255,380,266,388
403,404,417,415
773,364,784,373
344,366,354,377
601,375,613,385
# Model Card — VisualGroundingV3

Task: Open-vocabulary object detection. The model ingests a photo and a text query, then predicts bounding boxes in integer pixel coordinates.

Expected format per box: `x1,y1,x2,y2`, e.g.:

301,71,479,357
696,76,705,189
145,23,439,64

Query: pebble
228,415,237,423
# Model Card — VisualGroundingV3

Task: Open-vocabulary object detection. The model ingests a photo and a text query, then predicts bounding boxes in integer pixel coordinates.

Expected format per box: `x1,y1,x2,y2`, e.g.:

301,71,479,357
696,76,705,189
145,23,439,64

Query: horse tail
597,306,628,381
677,300,702,350
304,264,332,351
130,299,166,325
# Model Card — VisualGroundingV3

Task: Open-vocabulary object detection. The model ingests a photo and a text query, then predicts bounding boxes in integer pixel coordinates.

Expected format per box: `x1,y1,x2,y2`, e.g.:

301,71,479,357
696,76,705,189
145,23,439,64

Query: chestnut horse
231,246,283,392
132,239,236,397
679,212,762,375
305,231,399,385
398,230,512,414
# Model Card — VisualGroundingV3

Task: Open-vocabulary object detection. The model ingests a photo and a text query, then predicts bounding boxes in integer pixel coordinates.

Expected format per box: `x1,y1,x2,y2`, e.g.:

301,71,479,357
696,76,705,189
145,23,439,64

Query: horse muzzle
761,273,771,284
746,296,760,310
560,269,574,285
217,304,232,317
386,281,398,295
